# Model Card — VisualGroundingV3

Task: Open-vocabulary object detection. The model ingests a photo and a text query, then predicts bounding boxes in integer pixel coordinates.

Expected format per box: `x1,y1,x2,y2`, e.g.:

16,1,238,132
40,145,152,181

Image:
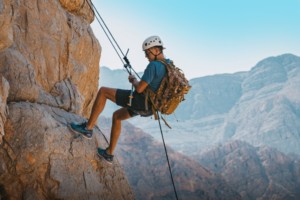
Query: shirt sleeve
141,62,156,84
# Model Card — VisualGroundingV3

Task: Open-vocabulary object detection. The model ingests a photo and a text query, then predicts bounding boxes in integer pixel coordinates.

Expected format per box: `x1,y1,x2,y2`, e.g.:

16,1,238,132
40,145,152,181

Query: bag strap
143,59,173,127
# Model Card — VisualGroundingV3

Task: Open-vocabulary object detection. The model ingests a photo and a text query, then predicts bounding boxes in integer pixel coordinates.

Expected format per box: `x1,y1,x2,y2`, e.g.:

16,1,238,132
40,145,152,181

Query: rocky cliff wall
0,0,99,116
1,102,134,199
0,0,134,199
0,76,9,144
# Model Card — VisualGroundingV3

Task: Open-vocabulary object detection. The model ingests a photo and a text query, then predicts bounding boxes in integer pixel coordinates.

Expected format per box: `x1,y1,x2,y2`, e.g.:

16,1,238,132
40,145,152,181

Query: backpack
144,60,191,125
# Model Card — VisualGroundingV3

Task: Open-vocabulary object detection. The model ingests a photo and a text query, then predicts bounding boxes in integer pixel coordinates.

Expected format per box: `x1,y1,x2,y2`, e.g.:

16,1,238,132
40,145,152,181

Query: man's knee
112,109,131,121
112,110,122,122
99,87,116,102
99,87,109,94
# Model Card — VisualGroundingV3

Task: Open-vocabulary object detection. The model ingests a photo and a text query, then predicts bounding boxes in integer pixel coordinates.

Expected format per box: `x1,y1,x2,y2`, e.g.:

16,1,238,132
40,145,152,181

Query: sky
91,0,300,79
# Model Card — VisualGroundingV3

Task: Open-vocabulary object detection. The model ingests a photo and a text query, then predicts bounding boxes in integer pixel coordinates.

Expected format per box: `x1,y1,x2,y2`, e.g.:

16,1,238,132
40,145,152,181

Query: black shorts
116,89,153,117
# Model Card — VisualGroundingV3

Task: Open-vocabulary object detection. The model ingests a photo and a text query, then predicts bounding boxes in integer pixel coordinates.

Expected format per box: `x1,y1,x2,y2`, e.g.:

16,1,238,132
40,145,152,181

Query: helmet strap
149,49,162,60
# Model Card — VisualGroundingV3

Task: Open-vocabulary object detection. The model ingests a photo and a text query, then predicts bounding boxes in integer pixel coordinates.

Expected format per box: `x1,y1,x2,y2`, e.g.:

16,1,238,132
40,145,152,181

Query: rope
157,111,179,200
86,1,179,199
86,1,124,65
86,0,140,79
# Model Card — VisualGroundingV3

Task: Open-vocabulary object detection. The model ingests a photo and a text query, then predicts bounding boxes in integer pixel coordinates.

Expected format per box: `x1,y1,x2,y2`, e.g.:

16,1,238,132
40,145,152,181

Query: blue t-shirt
141,59,169,92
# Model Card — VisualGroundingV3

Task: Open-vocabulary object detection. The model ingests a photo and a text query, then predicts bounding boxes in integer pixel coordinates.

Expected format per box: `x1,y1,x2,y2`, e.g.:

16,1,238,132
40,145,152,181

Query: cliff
0,0,133,199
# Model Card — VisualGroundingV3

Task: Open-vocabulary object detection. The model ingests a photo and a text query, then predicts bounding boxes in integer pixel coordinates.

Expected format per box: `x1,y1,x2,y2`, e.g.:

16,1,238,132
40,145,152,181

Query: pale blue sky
91,0,300,79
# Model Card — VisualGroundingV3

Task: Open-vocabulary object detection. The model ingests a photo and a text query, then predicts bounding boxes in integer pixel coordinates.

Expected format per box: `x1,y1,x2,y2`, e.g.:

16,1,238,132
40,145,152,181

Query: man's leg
107,107,132,155
86,87,117,130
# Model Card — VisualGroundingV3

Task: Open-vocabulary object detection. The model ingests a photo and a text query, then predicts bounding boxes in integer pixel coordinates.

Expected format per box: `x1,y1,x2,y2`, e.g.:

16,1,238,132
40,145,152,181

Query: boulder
59,0,95,23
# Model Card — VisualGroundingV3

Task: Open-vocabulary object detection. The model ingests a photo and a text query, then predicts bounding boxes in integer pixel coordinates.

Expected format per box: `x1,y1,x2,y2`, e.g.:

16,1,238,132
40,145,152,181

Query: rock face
0,76,9,144
0,0,100,117
0,0,133,199
1,102,134,199
0,0,13,51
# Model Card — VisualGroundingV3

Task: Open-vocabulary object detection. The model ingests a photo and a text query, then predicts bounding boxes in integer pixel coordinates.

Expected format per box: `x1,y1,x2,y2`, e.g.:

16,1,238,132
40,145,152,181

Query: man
69,35,168,164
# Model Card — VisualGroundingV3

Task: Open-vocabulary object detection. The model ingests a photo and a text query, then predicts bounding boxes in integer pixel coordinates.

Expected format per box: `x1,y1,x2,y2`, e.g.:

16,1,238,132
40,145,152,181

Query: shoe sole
97,152,113,165
67,123,93,140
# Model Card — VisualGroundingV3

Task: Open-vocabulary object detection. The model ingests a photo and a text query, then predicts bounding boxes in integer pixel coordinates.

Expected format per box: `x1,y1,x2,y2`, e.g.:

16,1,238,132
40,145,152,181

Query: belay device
86,1,179,199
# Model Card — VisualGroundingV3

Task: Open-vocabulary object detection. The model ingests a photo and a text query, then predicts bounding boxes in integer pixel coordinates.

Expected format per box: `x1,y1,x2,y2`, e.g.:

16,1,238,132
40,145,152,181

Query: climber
69,36,169,164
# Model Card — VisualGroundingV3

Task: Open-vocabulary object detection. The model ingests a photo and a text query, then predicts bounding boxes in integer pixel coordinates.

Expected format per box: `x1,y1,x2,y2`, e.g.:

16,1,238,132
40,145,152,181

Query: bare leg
86,87,117,130
107,107,132,155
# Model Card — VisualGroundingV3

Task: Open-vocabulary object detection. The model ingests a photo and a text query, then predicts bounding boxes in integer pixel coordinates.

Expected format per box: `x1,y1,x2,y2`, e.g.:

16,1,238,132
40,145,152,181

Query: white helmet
142,36,164,51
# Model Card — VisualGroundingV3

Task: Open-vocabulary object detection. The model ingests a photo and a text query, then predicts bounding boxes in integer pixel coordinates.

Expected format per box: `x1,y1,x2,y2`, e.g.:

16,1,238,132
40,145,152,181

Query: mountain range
98,53,300,199
98,117,241,200
125,53,300,156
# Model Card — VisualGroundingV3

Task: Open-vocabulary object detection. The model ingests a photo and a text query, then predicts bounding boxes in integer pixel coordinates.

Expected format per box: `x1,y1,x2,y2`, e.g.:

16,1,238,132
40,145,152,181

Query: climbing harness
86,1,179,199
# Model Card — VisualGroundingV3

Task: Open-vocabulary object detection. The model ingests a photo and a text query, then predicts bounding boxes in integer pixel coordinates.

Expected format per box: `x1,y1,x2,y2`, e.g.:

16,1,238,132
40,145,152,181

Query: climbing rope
157,111,179,200
86,1,179,199
86,0,140,78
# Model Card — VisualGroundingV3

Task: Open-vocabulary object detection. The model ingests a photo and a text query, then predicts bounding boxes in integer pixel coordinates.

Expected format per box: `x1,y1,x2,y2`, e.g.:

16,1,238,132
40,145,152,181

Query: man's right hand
128,75,136,83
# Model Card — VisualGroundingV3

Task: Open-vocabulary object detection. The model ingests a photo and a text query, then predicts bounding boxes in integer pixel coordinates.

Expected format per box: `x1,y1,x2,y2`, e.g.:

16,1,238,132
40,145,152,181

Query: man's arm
129,75,148,93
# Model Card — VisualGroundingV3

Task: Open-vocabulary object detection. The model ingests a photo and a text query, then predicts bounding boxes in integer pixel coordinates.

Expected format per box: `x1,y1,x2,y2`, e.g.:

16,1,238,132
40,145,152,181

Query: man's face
144,47,158,61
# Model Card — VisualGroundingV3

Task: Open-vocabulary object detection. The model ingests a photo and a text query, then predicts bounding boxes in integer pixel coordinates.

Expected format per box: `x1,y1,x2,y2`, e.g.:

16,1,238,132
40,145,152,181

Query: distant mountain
198,140,300,199
222,54,300,155
97,118,300,200
99,66,131,89
127,53,300,156
99,66,143,89
98,117,241,200
175,72,246,120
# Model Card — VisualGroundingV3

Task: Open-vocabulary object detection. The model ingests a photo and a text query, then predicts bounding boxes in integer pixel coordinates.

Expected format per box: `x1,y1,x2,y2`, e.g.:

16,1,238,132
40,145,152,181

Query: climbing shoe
97,148,114,164
69,122,93,139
